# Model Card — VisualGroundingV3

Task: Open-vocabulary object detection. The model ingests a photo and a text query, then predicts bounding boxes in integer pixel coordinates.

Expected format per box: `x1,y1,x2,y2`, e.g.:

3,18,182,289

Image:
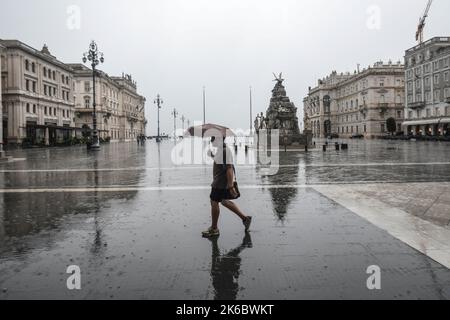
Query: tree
386,118,396,135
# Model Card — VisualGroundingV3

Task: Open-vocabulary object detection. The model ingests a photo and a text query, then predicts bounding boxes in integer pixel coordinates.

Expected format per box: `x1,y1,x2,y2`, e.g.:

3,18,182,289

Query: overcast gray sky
1,0,449,135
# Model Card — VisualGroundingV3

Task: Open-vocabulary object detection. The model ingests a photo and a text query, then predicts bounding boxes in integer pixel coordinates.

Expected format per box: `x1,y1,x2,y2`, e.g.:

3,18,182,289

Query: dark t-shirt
211,146,234,190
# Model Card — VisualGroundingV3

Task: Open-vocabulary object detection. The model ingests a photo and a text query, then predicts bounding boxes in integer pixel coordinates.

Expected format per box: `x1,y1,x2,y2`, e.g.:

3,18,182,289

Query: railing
409,101,426,109
378,103,389,113
77,108,94,113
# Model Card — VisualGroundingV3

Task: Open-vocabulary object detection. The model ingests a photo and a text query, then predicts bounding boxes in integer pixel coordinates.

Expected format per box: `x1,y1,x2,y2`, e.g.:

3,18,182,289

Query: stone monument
256,73,310,147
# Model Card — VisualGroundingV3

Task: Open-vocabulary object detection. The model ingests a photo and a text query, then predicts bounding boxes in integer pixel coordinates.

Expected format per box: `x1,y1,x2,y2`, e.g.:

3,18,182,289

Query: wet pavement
0,139,450,299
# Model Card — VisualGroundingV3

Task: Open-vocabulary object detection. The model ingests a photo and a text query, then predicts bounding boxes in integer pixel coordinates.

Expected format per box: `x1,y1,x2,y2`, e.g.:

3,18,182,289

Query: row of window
406,57,450,78
25,78,71,100
25,103,72,118
335,123,401,134
337,125,366,134
102,84,119,99
408,72,450,90
335,110,403,124
24,59,71,85
407,88,450,103
43,84,57,97
336,78,404,99
408,107,450,119
24,60,36,73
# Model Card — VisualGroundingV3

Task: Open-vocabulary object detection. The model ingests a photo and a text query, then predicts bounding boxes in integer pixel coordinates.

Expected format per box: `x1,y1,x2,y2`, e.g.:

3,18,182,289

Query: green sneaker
202,227,220,238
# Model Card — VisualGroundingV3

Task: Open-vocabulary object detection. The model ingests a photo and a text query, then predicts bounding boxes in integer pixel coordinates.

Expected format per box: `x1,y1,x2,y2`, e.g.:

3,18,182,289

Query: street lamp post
249,86,253,135
181,115,186,131
202,86,206,125
82,41,104,151
154,94,163,142
323,95,331,138
171,108,178,140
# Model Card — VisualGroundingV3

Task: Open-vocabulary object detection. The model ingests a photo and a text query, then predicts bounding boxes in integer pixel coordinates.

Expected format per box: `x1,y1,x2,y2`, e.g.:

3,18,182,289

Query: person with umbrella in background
186,124,252,238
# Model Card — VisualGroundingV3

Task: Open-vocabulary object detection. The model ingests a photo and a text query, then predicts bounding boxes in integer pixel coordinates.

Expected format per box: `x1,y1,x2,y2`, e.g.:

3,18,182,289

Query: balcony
76,108,94,113
127,112,139,122
409,101,426,109
378,103,389,113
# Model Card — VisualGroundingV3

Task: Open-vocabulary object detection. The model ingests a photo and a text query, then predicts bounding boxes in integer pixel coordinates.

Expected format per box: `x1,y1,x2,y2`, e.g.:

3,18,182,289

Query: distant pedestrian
202,136,252,238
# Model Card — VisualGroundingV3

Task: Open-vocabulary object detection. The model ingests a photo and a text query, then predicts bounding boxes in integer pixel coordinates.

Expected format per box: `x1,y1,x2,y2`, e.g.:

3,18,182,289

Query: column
45,127,49,146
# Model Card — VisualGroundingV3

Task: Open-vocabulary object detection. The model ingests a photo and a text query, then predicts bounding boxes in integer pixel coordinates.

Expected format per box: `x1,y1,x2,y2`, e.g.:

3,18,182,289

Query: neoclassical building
0,39,147,147
304,61,405,139
0,40,77,146
402,37,450,136
111,75,146,141
70,64,146,142
70,64,124,142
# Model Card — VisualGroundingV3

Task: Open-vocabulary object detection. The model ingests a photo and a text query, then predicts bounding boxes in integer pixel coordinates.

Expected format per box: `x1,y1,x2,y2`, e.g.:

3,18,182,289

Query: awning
21,124,83,131
402,118,450,126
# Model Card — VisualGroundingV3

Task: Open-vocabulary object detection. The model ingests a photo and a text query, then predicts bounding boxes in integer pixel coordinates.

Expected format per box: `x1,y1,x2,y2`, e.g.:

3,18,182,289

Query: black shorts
210,188,233,203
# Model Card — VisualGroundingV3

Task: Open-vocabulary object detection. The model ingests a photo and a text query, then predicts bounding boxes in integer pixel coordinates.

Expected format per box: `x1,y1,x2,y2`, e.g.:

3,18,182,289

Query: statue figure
260,113,267,129
272,72,285,86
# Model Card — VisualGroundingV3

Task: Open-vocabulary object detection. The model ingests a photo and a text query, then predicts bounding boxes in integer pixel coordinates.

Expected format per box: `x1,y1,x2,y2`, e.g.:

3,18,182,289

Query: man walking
202,136,252,238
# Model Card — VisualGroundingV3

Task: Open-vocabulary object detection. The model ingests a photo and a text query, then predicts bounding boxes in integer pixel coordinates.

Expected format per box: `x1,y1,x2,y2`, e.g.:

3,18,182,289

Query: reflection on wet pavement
0,140,449,299
209,234,252,300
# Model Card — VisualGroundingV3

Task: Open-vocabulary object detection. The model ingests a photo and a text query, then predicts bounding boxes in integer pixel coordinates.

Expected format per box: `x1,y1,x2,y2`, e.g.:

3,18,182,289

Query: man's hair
211,136,226,143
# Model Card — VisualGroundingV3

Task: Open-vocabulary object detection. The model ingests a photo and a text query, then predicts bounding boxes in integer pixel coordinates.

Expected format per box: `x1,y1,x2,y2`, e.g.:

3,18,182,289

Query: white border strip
312,185,450,269
1,162,450,173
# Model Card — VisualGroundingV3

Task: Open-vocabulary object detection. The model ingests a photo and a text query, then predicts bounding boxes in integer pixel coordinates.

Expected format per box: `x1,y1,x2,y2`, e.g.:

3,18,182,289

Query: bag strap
220,148,237,182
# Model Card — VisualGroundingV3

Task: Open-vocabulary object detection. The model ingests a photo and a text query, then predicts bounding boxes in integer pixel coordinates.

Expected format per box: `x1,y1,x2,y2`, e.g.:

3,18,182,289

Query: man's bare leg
211,200,220,230
221,200,247,221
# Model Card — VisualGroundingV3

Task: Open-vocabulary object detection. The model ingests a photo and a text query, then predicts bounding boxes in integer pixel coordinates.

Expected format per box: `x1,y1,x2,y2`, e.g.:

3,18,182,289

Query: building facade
304,61,405,139
70,64,146,142
0,39,147,147
0,40,77,146
111,75,146,141
70,64,122,142
403,37,450,136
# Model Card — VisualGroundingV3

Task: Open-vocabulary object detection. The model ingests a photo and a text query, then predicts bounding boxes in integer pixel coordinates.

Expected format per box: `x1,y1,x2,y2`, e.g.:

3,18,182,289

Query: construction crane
416,0,433,44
